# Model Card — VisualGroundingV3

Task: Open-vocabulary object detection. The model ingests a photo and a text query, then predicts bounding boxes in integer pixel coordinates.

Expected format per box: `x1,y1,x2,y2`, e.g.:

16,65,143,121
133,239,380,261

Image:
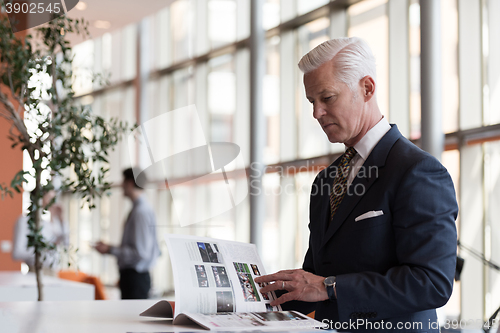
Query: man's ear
361,76,376,102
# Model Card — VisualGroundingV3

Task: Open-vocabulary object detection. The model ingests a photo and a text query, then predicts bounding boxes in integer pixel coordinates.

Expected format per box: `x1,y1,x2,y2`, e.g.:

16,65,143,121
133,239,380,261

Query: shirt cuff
108,246,118,256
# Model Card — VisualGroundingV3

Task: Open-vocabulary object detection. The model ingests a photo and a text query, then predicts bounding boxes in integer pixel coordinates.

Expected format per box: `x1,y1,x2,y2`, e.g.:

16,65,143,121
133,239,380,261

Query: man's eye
324,96,332,101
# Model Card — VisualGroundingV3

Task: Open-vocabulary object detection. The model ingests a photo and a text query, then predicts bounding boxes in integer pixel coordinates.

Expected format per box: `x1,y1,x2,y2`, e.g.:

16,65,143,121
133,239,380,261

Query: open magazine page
165,234,281,320
218,241,280,313
181,310,327,331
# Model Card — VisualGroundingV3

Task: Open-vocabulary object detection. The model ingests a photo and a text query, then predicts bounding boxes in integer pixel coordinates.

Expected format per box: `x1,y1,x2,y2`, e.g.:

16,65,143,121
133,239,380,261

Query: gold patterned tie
330,147,357,221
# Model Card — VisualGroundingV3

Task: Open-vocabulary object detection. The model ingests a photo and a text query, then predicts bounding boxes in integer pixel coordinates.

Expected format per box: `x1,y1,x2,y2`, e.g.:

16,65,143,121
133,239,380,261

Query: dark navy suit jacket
284,125,458,333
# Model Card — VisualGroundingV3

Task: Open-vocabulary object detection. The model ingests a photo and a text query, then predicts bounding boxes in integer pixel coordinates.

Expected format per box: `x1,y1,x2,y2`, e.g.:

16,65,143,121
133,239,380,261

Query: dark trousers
119,268,151,299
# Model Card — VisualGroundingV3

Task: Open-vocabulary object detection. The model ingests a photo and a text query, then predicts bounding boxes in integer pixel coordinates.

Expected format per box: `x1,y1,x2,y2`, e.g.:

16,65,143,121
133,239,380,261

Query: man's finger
254,272,287,283
276,269,298,274
254,270,296,283
270,291,297,306
259,281,284,294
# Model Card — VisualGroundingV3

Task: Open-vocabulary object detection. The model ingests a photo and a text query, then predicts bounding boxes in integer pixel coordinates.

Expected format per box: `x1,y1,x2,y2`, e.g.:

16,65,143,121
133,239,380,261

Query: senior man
255,37,458,332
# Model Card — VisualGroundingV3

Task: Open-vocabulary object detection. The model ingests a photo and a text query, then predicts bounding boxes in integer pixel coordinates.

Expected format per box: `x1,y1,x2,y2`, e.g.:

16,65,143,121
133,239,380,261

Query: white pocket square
355,210,384,222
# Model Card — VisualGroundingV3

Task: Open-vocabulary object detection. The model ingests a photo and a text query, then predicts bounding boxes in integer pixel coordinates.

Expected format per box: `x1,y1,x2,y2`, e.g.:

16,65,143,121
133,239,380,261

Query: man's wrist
323,276,337,301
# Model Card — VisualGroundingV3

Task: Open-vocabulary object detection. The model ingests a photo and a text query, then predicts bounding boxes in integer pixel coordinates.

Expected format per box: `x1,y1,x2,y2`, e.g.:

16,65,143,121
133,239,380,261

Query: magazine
140,234,326,331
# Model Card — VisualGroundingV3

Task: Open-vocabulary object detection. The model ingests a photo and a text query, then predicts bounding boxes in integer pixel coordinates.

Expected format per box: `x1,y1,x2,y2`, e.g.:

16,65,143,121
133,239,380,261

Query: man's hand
94,241,111,254
254,269,329,306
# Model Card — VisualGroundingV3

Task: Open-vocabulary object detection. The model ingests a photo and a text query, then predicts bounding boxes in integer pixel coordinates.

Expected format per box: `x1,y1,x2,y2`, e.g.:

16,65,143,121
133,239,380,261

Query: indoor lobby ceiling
65,0,175,45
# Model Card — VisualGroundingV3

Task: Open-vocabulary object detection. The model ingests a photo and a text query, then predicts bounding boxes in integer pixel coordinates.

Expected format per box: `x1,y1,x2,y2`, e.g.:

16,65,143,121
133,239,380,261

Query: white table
0,300,199,333
0,272,94,301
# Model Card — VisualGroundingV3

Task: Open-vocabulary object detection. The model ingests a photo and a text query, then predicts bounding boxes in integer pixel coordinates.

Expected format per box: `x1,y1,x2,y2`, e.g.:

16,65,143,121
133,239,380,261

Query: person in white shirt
12,190,69,274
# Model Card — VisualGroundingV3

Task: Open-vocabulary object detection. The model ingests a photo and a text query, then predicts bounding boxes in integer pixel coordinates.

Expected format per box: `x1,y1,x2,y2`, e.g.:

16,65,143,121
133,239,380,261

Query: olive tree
0,12,130,300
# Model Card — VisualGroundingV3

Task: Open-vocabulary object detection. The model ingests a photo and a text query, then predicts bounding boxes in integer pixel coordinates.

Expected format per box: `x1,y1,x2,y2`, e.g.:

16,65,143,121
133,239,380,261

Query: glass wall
348,0,389,119
297,17,334,159
64,0,500,324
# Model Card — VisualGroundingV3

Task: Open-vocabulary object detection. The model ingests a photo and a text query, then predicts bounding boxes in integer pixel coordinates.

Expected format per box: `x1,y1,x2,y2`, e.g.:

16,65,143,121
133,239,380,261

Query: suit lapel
319,125,403,250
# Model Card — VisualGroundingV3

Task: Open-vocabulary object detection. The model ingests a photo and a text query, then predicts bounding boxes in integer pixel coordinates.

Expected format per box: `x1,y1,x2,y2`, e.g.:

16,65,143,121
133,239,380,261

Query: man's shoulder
131,197,156,216
364,125,447,178
381,136,450,184
390,136,440,166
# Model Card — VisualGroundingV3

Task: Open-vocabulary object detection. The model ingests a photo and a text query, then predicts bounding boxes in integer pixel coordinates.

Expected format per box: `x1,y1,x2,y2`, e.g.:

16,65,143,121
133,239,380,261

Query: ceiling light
94,20,111,29
75,1,87,10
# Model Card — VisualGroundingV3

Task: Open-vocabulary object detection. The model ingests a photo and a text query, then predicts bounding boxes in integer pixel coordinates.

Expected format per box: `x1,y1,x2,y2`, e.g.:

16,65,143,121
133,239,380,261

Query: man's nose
312,103,326,119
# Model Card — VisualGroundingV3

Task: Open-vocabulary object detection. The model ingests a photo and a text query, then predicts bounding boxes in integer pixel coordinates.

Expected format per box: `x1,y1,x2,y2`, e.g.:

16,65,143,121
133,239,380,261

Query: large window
297,17,333,159
65,0,500,323
348,0,389,119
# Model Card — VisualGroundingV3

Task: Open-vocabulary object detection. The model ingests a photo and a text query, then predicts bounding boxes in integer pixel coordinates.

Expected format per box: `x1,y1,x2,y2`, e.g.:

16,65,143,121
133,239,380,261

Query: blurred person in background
95,168,160,299
12,190,69,276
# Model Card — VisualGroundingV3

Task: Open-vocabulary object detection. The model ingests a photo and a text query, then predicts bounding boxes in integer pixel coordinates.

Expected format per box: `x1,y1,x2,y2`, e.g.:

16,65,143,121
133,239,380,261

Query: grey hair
298,37,377,92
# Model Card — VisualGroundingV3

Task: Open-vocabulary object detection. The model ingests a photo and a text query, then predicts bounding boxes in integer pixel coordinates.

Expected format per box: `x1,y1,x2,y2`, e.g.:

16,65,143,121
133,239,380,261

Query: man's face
304,60,367,146
121,179,134,198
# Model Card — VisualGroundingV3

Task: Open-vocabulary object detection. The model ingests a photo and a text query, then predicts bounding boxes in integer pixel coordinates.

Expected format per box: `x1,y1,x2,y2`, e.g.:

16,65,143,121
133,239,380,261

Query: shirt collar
351,117,391,161
133,193,146,207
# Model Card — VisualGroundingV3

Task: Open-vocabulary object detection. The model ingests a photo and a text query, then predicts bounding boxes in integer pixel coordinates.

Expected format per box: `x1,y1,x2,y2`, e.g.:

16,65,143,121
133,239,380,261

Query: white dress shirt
12,213,69,269
346,117,391,187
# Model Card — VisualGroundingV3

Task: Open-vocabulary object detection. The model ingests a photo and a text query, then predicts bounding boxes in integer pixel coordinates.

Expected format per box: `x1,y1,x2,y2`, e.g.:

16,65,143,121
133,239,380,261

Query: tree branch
9,122,17,138
0,106,15,121
0,89,35,153
6,69,27,109
7,69,16,98
50,55,60,107
0,88,17,116
0,111,14,122
18,83,26,113
10,106,29,141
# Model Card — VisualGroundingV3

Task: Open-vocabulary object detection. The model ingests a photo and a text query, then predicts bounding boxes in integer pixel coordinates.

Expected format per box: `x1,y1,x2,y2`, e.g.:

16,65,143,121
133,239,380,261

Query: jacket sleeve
335,157,458,321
